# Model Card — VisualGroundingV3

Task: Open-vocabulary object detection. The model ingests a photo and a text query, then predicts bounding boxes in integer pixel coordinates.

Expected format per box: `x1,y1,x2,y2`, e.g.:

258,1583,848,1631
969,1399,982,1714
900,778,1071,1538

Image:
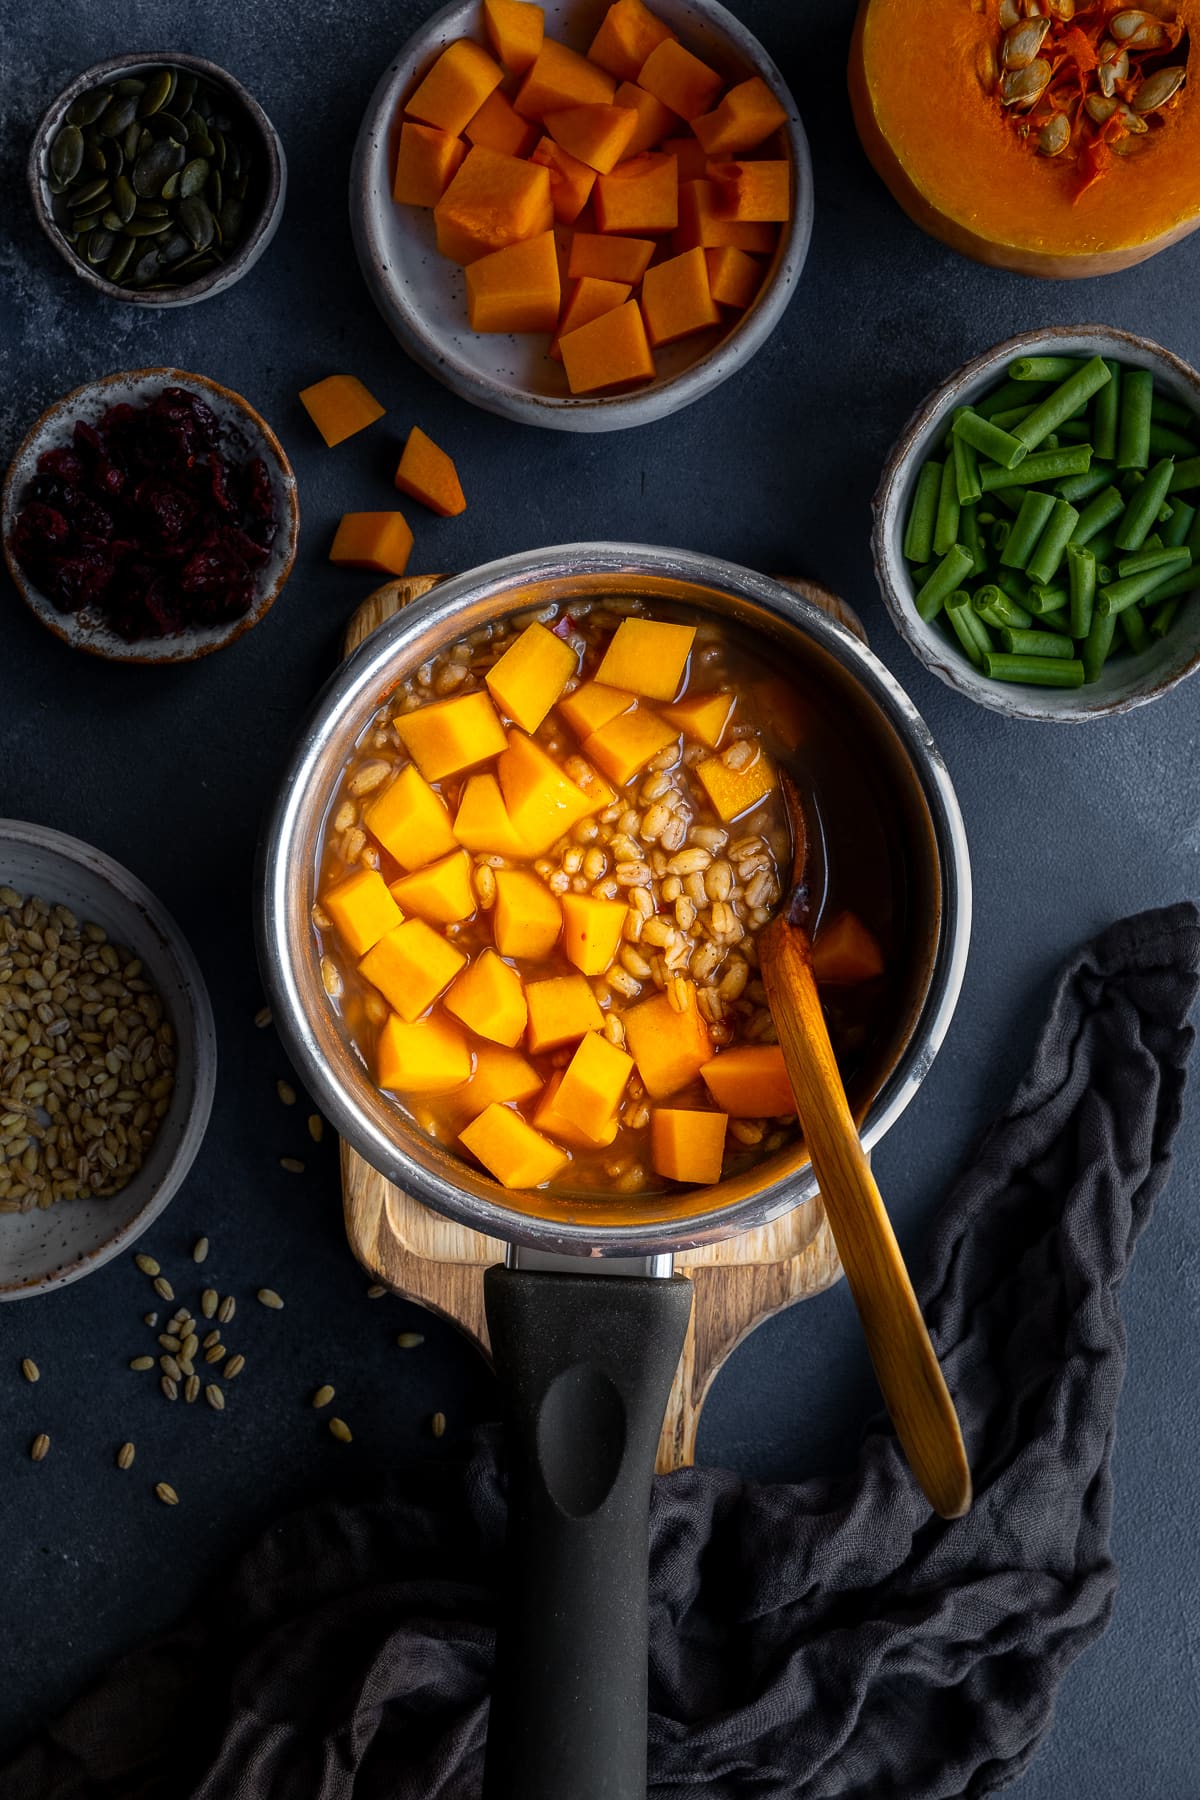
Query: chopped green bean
1117,543,1190,579
1027,583,1068,617
933,455,961,557
1162,500,1197,550
1136,563,1200,606
1116,368,1153,471
1070,485,1125,546
1067,544,1096,639
1040,606,1071,635
974,585,1034,630
1009,356,1084,384
990,485,1027,513
912,562,936,588
1120,469,1144,496
976,377,1047,420
1151,392,1192,428
1057,463,1115,505
1001,490,1056,570
991,518,1012,552
988,404,1038,432
1114,458,1176,552
1081,611,1117,683
982,653,1084,688
998,626,1075,659
1120,607,1151,655
1150,596,1181,637
1093,360,1121,463
980,446,1092,491
915,544,975,621
952,423,982,507
1096,552,1192,617
903,460,942,564
995,569,1031,607
945,590,991,668
1013,355,1111,453
1168,456,1200,492
952,409,1028,470
1055,419,1093,445
1147,422,1197,459
1026,498,1080,585
958,503,987,577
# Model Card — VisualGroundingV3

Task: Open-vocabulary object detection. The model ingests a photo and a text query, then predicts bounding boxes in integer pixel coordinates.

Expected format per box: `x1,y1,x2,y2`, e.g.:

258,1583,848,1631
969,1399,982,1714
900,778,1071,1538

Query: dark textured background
2,1,1199,1791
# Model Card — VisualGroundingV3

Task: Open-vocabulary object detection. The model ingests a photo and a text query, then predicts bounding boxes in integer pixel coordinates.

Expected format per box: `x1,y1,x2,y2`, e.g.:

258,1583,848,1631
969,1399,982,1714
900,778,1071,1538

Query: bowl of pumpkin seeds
27,52,286,306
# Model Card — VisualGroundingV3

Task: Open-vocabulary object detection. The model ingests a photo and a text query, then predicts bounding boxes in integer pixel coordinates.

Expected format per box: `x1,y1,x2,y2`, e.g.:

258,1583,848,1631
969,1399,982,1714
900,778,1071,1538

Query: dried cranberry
11,503,71,565
243,456,275,521
37,447,86,485
133,477,197,544
207,454,235,514
72,420,104,456
44,552,115,615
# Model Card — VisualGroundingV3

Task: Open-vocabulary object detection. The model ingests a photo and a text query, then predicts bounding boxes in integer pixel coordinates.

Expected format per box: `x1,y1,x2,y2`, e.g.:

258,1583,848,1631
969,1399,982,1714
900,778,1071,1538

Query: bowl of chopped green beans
873,326,1200,722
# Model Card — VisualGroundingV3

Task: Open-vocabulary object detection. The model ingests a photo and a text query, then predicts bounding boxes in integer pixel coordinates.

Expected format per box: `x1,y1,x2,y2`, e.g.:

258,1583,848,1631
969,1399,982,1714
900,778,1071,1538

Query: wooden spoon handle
761,921,972,1519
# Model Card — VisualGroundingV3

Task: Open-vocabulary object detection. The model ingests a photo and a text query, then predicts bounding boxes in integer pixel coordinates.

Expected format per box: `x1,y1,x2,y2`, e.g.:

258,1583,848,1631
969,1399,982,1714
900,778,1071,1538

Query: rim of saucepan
348,0,813,433
258,544,972,1256
27,52,286,307
873,323,1200,723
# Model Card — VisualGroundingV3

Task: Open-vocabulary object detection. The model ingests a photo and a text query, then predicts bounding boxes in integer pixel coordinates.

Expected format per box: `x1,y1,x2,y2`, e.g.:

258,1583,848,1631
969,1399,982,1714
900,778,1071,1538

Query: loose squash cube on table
640,246,721,347
663,689,735,748
363,763,457,870
328,512,413,577
637,39,724,121
376,1011,473,1095
299,374,385,447
588,0,675,82
701,1044,795,1117
650,1107,728,1185
485,621,578,732
446,1043,543,1125
614,81,678,156
493,869,562,958
557,679,634,739
554,1031,634,1139
811,912,885,985
433,146,553,264
550,277,632,360
515,39,616,117
359,918,467,1021
497,731,602,853
393,122,468,206
624,982,712,1099
466,230,561,333
705,245,762,311
534,1071,619,1149
460,1101,570,1188
691,76,788,157
544,103,639,174
675,180,777,253
388,847,476,925
445,947,528,1046
560,893,628,976
394,689,508,782
593,152,679,235
662,134,708,181
695,746,777,822
405,38,504,136
594,616,696,700
465,87,539,158
483,0,544,74
394,426,466,518
708,160,791,223
566,232,656,284
525,972,605,1051
583,704,678,786
559,300,656,394
453,772,531,858
322,867,403,958
530,135,597,224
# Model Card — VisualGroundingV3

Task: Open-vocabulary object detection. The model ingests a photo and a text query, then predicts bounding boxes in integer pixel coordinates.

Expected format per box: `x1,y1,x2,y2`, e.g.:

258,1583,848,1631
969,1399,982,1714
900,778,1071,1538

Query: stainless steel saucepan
258,544,971,1800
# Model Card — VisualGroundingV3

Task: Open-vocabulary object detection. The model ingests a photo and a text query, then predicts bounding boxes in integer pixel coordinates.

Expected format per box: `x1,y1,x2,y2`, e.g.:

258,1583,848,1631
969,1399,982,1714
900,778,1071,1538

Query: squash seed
179,194,215,250
328,1417,352,1443
180,156,210,198
50,125,85,185
67,86,113,127
1000,58,1051,108
1132,65,1186,112
1002,16,1050,68
138,66,175,116
1038,112,1072,156
155,1481,179,1505
20,1358,39,1383
117,1441,135,1469
30,1433,50,1462
312,1385,335,1408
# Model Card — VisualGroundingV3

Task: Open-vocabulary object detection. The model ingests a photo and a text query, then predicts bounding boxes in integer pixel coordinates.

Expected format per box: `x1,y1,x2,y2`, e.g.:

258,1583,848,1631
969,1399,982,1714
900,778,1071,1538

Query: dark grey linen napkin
5,903,1197,1800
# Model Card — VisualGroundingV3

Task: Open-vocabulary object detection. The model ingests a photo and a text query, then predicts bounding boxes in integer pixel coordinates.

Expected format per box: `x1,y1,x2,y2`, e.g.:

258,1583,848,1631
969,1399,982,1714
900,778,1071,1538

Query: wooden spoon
758,773,972,1520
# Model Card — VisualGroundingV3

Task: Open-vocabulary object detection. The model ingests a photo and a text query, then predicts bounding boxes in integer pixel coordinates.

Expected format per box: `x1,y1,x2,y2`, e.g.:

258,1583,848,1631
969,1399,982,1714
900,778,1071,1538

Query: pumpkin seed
1132,66,1186,113
124,214,172,237
50,125,85,185
114,76,146,97
138,66,175,116
1003,16,1050,69
84,227,116,265
97,93,140,138
975,39,999,93
68,176,110,209
1044,0,1075,16
179,194,215,250
123,119,144,163
135,199,170,218
1110,9,1168,48
174,74,197,116
151,110,189,143
67,85,112,127
84,139,108,173
161,171,180,199
1000,57,1052,109
112,174,137,223
186,112,215,156
133,137,185,196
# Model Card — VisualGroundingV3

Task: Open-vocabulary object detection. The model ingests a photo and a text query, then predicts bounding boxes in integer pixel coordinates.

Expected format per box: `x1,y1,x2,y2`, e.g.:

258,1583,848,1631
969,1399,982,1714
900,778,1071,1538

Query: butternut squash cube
700,1044,795,1117
704,245,762,311
594,152,678,234
363,763,457,870
637,39,723,120
544,103,639,174
675,180,777,253
460,1100,570,1188
691,76,788,157
708,160,791,222
588,0,675,82
583,705,678,786
534,1071,619,1149
497,731,602,854
434,146,553,265
465,230,561,333
453,772,532,858
811,912,885,986
394,425,466,518
393,690,508,782
447,1043,543,1125
329,512,413,577
557,679,635,739
559,299,656,394
322,867,402,957
650,1107,728,1184
530,135,597,224
486,621,578,732
298,374,385,447
550,277,631,360
661,134,708,180
695,747,776,822
614,81,678,155
624,982,712,1098
640,246,720,347
484,0,544,74
393,122,468,206
525,972,604,1052
388,847,476,925
445,947,528,1046
515,38,616,119
359,918,466,1021
493,869,562,959
663,689,735,748
594,617,696,700
465,87,538,158
377,1011,472,1095
559,893,628,976
554,1031,633,1138
405,38,504,137
566,231,655,284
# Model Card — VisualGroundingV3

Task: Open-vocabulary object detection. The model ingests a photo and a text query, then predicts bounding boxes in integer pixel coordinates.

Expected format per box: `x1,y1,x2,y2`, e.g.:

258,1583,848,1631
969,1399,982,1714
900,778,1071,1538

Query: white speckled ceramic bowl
874,324,1200,723
2,366,299,664
0,821,216,1301
27,52,287,308
350,0,812,431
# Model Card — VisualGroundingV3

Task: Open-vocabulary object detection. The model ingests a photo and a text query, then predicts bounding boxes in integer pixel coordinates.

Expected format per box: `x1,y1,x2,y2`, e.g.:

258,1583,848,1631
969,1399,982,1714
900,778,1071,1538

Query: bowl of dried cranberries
2,367,299,663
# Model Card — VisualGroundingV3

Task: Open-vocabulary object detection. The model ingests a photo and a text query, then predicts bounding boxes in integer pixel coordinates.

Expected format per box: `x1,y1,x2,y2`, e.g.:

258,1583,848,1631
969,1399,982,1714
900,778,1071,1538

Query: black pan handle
482,1264,694,1800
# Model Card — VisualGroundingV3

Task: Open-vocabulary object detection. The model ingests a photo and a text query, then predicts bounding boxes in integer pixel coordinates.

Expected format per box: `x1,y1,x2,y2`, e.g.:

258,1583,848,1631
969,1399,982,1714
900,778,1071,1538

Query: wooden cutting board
340,574,863,1472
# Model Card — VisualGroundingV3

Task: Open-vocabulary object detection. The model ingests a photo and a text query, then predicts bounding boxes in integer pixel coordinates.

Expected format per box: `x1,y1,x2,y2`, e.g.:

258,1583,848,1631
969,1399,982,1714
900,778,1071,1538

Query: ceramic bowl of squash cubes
350,0,812,431
874,324,1200,723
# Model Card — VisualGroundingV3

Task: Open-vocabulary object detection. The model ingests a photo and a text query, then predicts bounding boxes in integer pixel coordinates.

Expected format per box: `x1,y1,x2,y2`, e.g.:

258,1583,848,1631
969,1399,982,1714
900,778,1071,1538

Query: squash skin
848,0,1200,280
